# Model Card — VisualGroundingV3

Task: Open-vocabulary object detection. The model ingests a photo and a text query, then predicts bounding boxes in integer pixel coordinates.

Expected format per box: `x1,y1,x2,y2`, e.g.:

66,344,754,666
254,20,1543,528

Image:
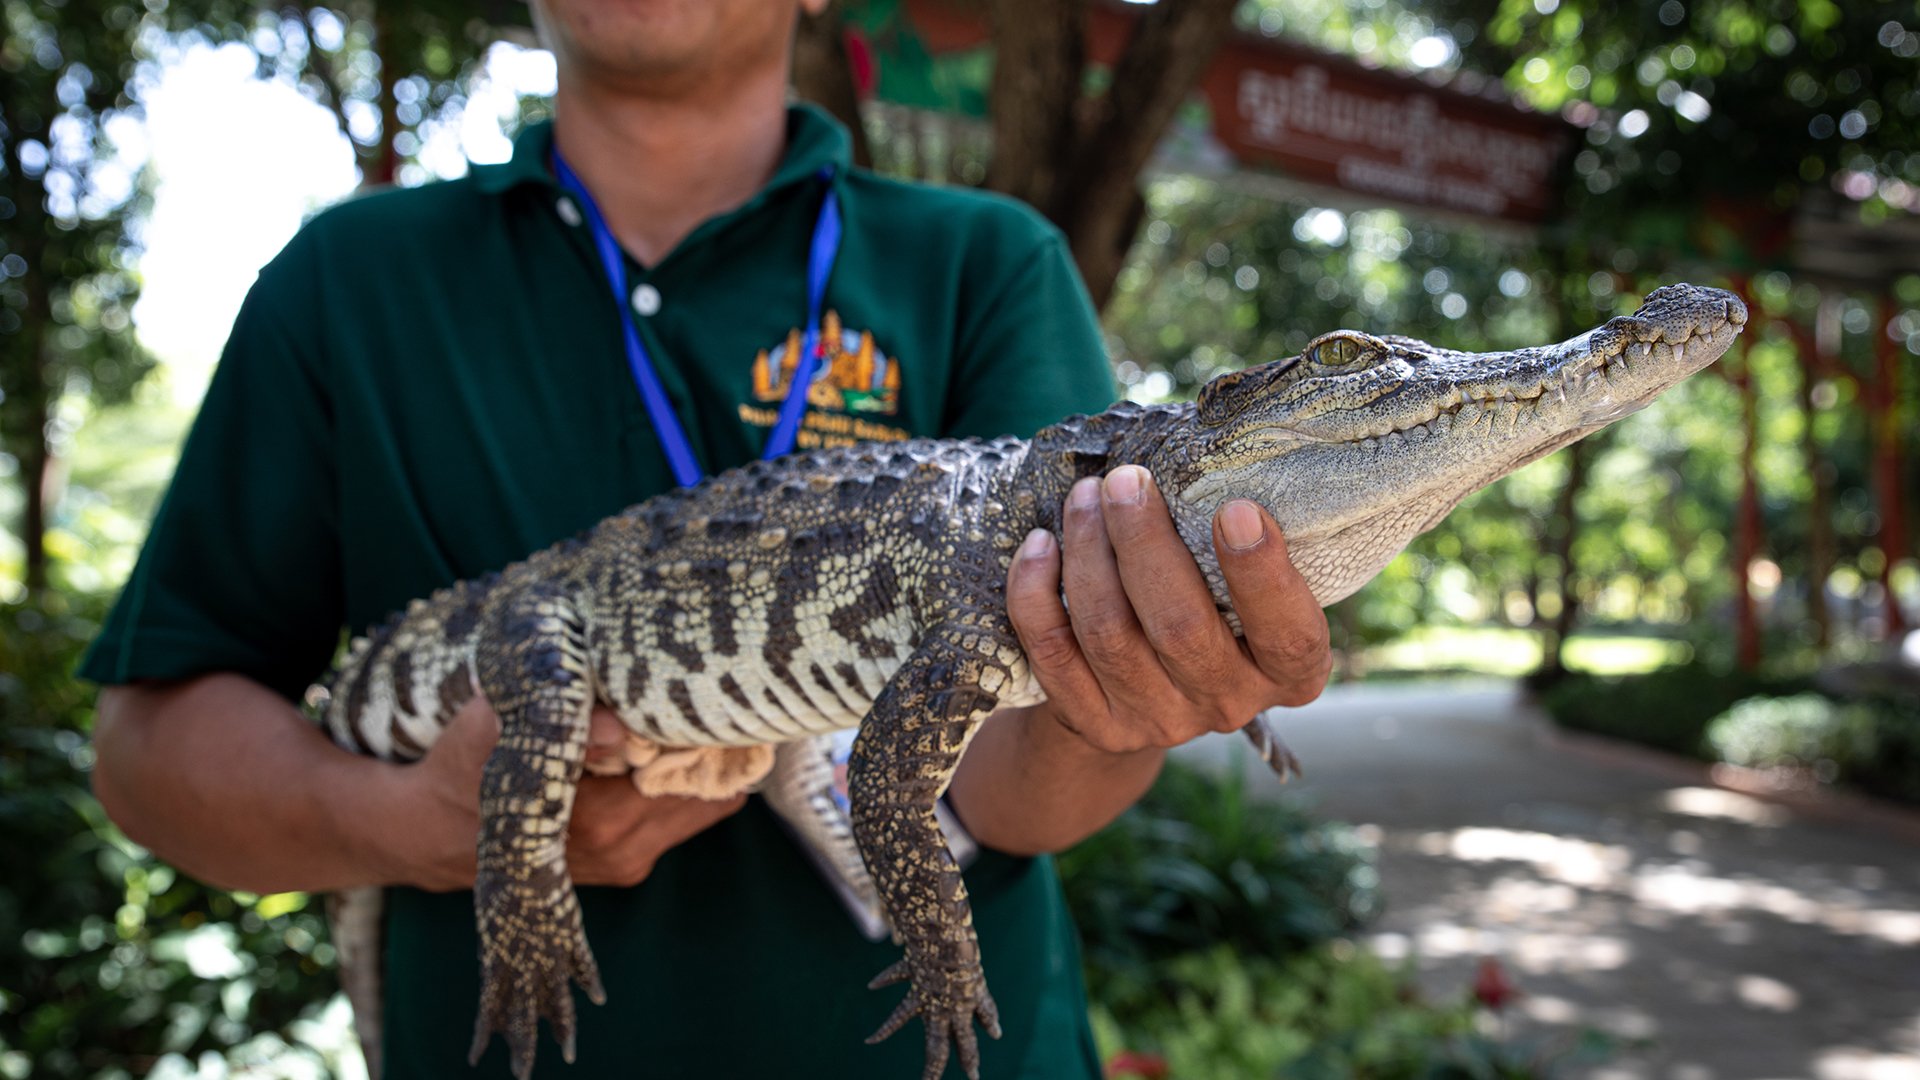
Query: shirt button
632,283,662,316
555,196,582,227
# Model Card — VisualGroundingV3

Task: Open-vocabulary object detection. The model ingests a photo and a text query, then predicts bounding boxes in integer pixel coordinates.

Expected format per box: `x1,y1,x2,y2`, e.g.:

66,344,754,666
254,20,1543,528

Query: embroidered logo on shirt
740,310,909,449
751,310,900,415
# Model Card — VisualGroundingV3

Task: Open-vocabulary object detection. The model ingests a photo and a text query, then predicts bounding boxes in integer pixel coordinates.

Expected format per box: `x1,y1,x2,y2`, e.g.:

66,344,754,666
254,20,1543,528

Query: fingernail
1104,465,1144,505
1220,499,1265,552
1068,476,1101,512
1018,528,1055,561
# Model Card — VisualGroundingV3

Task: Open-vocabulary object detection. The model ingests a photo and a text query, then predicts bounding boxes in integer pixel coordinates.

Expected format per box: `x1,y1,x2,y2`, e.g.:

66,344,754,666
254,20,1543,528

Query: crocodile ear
1196,357,1298,427
1304,331,1390,368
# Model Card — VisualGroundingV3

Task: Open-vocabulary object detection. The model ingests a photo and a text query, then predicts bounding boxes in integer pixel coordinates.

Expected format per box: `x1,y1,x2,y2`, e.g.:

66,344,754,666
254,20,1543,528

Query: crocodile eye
1315,337,1362,366
1305,331,1389,368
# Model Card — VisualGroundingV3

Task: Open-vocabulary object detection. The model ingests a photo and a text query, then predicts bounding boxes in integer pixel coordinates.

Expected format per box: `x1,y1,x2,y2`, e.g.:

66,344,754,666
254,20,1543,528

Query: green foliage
0,0,159,591
1706,691,1861,766
1057,761,1381,979
1533,660,1807,756
1062,765,1616,1079
1448,0,1920,260
1090,945,1616,1080
0,594,350,1078
1705,691,1920,805
1540,663,1920,805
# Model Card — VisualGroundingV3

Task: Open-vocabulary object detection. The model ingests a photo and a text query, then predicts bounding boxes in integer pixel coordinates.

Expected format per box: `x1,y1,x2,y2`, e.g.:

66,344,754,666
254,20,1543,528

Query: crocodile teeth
1582,371,1602,392
1628,341,1652,363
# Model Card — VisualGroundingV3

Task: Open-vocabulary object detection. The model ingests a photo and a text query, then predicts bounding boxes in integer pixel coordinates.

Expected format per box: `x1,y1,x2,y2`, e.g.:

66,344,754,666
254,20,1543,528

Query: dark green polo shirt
83,107,1115,1078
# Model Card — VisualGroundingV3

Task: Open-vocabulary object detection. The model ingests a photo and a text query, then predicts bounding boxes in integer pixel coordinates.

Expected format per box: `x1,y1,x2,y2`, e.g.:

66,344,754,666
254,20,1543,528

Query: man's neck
551,65,791,268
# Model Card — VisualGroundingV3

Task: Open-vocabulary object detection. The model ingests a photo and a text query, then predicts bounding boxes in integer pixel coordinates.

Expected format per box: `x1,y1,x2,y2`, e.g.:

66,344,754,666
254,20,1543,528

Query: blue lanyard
551,150,842,489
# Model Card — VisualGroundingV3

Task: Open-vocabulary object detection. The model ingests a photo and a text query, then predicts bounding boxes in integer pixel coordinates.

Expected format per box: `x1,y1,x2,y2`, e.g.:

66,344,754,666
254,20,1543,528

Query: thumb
432,691,502,774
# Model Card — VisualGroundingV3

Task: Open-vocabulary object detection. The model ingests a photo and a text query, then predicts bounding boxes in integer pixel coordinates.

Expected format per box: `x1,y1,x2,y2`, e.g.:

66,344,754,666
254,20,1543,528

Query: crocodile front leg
469,584,605,1080
849,627,1011,1080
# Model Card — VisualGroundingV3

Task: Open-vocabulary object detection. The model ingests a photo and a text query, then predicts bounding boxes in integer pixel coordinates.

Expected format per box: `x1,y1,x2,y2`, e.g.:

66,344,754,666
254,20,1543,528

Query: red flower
1106,1051,1169,1079
1472,956,1522,1012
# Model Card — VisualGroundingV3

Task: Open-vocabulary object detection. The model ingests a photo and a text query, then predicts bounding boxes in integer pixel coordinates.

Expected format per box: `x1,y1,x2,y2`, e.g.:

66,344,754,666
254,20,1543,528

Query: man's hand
395,696,744,891
948,465,1329,855
1010,465,1330,752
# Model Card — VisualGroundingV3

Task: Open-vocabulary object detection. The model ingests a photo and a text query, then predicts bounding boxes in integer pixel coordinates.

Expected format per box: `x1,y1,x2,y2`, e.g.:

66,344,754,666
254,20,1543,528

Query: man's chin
535,0,786,89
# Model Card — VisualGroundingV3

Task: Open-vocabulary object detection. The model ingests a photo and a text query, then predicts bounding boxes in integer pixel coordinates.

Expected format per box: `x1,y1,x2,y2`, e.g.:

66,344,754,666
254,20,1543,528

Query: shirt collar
469,102,853,200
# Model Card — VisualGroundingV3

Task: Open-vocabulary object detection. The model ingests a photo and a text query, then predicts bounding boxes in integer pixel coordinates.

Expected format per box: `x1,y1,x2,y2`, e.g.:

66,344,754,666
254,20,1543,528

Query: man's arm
948,466,1330,855
92,675,740,895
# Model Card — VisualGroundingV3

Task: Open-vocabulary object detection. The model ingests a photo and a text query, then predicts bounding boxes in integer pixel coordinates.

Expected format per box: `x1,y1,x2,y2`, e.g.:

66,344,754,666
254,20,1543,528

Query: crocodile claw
469,874,605,1080
866,959,1002,1080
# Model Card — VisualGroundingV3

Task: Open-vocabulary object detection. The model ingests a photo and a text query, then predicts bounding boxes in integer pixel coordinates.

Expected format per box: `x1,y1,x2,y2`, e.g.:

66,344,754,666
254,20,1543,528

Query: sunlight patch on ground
1660,786,1791,827
1816,1049,1920,1080
1408,821,1920,947
1419,826,1633,887
1360,626,1690,676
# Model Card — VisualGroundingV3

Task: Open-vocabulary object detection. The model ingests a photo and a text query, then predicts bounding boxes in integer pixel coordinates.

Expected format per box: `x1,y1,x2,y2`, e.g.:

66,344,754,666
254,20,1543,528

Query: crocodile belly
597,546,925,748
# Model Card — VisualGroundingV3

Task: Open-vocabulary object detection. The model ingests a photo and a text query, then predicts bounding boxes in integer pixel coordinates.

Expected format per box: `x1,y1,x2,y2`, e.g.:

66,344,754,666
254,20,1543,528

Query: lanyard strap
551,150,841,488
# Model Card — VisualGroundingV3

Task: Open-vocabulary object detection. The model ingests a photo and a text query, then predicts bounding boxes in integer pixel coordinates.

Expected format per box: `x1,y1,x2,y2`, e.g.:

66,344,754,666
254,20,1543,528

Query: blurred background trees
5,0,1920,1076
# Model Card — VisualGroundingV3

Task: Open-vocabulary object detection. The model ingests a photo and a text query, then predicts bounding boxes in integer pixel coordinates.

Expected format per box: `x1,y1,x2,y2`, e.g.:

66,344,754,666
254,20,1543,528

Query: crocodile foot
469,872,606,1080
865,957,1002,1080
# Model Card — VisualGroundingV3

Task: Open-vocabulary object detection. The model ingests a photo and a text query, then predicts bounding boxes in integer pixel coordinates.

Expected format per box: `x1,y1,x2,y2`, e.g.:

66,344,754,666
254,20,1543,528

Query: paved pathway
1173,680,1920,1080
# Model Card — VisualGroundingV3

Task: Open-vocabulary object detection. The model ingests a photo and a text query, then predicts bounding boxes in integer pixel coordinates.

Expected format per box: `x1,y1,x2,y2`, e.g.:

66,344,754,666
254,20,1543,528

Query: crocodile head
1158,283,1748,605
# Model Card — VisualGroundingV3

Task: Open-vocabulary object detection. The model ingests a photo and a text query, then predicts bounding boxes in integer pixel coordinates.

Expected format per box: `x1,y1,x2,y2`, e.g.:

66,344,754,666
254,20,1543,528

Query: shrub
1705,692,1920,806
1062,762,1618,1079
1056,759,1381,983
0,597,351,1079
1532,662,1807,758
1090,944,1615,1080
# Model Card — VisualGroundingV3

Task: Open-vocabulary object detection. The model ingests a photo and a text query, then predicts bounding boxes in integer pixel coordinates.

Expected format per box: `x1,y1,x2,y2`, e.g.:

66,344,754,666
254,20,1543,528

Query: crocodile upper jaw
1164,284,1749,604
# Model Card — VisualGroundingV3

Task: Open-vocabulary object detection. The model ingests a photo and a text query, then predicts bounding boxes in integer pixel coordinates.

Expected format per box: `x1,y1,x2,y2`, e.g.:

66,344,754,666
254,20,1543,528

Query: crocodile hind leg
849,626,1011,1080
1242,712,1304,782
469,584,605,1080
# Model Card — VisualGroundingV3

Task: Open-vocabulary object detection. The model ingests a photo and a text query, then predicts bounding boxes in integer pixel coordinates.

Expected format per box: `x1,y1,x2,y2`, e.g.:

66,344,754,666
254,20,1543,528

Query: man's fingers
1058,476,1171,707
1005,527,1104,722
1100,466,1244,707
434,693,501,773
569,785,746,887
1213,499,1331,707
583,706,628,773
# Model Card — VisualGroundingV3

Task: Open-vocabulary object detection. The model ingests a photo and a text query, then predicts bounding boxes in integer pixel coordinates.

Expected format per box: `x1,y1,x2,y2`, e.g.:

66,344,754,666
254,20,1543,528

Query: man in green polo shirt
84,0,1332,1076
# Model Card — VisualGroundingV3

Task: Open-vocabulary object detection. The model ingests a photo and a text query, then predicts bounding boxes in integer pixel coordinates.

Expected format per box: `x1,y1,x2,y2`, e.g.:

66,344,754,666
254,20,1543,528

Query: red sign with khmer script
1203,35,1571,224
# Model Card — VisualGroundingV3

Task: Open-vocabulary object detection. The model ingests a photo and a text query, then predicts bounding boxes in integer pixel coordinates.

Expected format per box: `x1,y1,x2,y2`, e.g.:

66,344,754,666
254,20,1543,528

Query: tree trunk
984,0,1086,210
985,0,1237,308
1731,343,1764,671
1873,294,1909,637
14,230,51,596
793,2,874,169
1537,440,1590,683
369,8,401,187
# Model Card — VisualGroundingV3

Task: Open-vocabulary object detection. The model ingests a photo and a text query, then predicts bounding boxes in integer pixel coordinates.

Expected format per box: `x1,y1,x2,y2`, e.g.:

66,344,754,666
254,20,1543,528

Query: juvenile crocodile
320,283,1747,1080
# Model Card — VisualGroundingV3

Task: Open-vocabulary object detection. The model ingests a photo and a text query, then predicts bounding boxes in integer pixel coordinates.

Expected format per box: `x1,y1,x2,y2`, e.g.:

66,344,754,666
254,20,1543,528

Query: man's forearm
946,701,1164,857
93,674,431,894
